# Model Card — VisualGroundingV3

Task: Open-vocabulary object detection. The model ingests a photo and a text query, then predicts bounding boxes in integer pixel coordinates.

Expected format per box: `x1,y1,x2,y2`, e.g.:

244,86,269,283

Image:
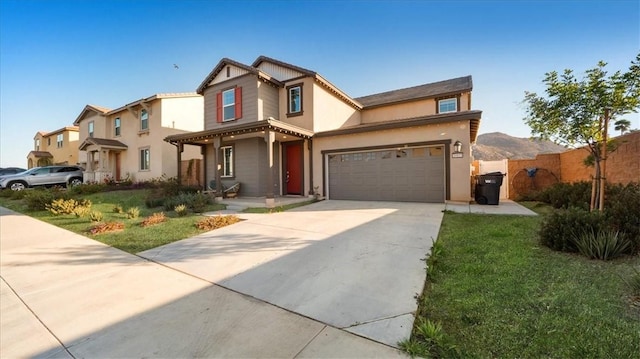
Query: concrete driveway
140,200,444,347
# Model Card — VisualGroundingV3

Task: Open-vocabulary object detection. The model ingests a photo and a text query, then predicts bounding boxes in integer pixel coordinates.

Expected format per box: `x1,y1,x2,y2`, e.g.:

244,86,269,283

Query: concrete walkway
0,206,404,358
445,199,538,216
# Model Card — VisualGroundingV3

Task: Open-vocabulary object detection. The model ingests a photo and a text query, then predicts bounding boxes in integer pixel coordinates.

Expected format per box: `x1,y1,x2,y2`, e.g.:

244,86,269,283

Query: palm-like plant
614,119,631,135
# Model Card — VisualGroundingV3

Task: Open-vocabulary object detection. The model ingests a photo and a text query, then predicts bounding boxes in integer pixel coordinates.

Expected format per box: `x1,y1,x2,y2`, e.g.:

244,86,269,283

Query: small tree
523,54,640,211
614,119,631,135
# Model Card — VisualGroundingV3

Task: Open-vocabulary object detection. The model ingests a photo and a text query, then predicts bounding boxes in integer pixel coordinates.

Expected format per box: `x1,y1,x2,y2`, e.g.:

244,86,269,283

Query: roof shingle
355,76,473,108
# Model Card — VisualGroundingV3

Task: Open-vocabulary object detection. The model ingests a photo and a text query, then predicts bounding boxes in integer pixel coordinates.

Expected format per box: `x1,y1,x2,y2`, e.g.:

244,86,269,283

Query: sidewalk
0,206,403,358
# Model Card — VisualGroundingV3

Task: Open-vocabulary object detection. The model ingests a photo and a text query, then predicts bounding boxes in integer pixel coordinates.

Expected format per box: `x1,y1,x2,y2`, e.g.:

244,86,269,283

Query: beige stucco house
27,126,80,168
73,93,203,183
165,56,481,206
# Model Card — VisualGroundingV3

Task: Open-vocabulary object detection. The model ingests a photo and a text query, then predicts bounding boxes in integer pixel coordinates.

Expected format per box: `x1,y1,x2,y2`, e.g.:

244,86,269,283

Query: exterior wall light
453,140,463,158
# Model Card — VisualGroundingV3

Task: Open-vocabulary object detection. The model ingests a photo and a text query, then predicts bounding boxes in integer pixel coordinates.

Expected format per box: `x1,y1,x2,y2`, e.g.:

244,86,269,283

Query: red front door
285,143,303,195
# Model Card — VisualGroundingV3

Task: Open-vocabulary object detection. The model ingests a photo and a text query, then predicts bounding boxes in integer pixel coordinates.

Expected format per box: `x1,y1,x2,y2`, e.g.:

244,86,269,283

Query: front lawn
404,206,640,358
0,188,227,253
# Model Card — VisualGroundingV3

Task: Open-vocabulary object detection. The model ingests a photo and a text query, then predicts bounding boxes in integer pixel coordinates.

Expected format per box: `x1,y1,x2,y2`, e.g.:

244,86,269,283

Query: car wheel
9,181,26,191
68,177,83,187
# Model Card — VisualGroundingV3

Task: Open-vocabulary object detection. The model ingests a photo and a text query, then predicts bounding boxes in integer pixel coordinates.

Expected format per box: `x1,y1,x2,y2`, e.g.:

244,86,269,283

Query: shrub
145,190,165,208
46,198,91,215
140,212,167,227
573,229,631,260
24,189,68,211
89,221,124,235
73,205,91,218
605,183,640,253
195,215,240,230
174,204,188,217
69,182,107,195
163,192,212,212
126,207,140,219
622,266,640,297
89,210,104,222
538,207,607,252
10,190,27,200
540,181,591,210
112,204,123,213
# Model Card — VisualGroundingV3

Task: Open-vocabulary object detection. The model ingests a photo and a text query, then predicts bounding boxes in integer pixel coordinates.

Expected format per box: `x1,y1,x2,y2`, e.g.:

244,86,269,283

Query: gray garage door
328,146,445,203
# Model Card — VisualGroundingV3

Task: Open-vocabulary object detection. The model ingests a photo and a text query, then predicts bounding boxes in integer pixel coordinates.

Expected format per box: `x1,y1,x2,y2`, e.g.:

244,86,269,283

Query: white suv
0,166,84,191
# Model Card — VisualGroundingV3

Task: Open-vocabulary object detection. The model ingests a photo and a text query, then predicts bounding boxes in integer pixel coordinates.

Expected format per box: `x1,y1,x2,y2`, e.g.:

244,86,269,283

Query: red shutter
235,87,242,119
216,92,222,123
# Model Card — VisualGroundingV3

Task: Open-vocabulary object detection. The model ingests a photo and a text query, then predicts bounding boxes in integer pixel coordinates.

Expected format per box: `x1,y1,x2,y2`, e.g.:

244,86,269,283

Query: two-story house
73,93,203,183
27,126,80,168
165,56,481,206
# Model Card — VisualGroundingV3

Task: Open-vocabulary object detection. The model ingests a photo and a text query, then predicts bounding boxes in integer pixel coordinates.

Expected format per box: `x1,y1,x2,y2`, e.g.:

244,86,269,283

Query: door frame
282,141,304,195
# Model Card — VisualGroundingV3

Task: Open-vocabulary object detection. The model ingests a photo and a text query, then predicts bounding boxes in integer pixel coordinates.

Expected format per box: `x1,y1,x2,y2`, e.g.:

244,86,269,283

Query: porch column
176,143,183,185
307,139,314,196
212,137,222,201
201,145,207,191
264,131,276,208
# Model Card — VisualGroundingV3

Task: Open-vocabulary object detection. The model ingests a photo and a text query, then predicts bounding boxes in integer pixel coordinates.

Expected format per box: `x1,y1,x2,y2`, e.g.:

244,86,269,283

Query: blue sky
1,0,638,167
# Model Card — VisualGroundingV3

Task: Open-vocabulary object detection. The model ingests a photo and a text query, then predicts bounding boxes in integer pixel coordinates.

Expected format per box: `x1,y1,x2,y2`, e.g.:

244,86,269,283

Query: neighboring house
165,56,481,206
73,93,203,183
27,126,80,168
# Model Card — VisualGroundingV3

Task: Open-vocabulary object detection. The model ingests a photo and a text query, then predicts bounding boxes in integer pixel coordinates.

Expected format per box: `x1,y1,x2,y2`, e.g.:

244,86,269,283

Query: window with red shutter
235,87,242,119
216,92,223,123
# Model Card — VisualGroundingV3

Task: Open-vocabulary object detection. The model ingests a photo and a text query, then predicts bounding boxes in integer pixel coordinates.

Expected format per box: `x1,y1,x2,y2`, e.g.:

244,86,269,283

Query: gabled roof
251,55,317,77
108,92,200,115
252,55,362,110
74,104,111,125
79,137,128,151
356,76,473,108
196,58,283,94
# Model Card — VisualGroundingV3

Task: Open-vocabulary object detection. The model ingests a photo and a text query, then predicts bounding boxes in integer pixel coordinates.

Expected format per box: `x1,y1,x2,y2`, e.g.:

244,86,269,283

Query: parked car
0,167,27,176
0,166,84,191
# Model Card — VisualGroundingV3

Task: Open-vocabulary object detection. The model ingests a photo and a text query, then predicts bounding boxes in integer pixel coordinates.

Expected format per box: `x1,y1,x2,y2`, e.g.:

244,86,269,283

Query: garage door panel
328,146,445,203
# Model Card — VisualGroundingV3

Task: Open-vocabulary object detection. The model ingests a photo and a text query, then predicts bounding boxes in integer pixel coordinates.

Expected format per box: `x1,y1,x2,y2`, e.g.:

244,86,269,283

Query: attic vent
226,67,230,77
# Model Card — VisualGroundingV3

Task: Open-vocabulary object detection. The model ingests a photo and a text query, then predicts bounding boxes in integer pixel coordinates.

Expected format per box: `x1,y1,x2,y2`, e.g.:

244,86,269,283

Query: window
47,138,51,146
438,98,457,113
35,139,40,151
88,121,94,137
287,84,303,115
114,118,121,137
57,134,63,148
140,110,149,131
140,147,150,171
221,146,233,177
223,89,235,121
216,87,242,122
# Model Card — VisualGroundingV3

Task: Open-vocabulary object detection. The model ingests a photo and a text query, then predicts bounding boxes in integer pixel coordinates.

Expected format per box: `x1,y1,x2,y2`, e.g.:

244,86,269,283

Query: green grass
0,189,227,254
242,199,317,213
411,206,640,358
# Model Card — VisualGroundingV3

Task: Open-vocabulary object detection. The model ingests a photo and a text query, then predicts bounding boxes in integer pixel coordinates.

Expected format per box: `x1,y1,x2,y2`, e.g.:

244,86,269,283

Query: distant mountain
473,132,567,160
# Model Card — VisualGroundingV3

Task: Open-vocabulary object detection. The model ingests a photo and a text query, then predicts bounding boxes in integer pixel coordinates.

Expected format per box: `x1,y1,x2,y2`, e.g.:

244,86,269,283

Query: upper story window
48,138,51,146
140,110,149,131
114,118,121,137
35,139,40,151
57,134,63,148
216,87,242,123
287,84,303,116
438,98,457,113
221,146,233,177
88,121,94,138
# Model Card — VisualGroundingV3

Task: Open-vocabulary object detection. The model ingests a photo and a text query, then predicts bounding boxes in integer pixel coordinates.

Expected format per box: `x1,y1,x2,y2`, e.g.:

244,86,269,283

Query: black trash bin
475,172,505,205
